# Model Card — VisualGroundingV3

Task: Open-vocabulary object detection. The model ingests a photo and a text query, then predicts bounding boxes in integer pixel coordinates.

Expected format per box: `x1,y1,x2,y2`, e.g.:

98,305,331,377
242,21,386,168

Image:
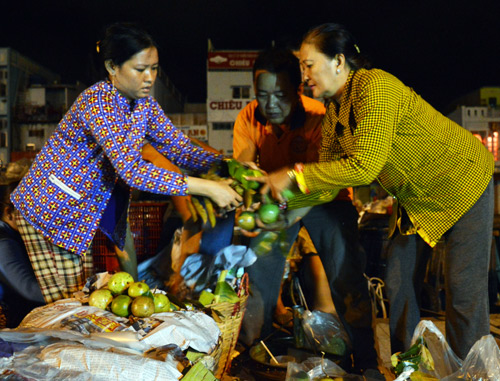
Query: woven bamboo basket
206,273,249,379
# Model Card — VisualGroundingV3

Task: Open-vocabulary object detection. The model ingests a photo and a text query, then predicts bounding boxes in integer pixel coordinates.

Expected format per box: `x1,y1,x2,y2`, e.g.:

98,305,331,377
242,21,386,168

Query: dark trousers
242,201,378,369
385,179,494,359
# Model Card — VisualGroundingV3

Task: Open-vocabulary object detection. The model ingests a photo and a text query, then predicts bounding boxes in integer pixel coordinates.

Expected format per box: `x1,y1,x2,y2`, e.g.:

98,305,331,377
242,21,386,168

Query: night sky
1,0,500,112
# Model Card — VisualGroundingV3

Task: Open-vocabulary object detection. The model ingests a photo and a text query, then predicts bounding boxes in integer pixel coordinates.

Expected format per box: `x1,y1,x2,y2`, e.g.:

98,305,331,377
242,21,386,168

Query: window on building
489,97,497,108
0,82,5,97
0,132,6,148
232,86,251,99
29,129,45,138
213,122,233,130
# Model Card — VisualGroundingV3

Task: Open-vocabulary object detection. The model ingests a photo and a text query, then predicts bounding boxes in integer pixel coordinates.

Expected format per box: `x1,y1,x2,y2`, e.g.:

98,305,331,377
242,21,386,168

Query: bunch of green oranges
88,272,171,318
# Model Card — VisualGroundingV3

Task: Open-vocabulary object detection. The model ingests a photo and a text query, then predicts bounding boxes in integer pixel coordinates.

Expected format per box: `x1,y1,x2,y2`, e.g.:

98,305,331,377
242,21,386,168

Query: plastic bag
300,310,351,356
393,320,461,380
441,334,500,380
286,356,363,380
180,244,256,292
409,320,461,379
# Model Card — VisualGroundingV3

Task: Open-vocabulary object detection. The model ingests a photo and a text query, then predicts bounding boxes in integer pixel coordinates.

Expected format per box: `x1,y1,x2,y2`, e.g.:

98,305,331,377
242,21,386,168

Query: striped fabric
302,68,494,247
15,211,93,303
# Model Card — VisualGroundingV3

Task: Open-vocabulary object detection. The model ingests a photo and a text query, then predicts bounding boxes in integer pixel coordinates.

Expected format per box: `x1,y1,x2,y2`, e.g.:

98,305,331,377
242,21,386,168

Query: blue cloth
385,178,494,359
199,209,235,256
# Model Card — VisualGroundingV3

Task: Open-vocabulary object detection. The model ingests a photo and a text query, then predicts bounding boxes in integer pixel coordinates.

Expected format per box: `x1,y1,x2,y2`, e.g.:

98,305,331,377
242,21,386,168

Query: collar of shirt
101,80,147,114
325,70,359,134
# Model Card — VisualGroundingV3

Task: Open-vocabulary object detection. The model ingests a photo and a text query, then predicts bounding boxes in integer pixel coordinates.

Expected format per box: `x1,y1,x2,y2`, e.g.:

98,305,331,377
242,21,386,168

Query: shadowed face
255,71,299,125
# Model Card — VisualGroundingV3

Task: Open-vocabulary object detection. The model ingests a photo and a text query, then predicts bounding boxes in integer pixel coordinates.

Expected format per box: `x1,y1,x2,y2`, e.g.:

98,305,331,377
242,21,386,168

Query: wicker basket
207,273,249,379
92,201,169,273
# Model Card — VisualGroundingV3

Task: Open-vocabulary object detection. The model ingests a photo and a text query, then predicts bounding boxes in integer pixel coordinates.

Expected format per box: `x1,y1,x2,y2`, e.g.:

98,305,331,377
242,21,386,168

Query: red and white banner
208,51,259,70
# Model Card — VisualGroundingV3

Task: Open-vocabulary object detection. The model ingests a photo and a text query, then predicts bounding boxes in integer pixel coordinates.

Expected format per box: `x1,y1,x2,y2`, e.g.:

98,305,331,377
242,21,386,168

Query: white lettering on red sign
230,60,250,67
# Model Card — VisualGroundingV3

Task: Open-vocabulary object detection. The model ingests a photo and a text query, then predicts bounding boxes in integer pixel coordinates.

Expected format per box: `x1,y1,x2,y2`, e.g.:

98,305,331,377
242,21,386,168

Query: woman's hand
245,167,293,203
187,177,242,209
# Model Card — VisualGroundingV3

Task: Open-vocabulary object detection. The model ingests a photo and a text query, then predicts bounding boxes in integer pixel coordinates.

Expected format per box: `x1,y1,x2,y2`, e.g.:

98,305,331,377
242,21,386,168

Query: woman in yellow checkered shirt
252,23,495,360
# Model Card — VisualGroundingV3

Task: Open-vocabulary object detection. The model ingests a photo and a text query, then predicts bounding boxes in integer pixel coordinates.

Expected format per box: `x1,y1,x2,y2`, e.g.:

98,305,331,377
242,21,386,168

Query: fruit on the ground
108,272,134,295
237,211,256,231
153,293,171,313
128,281,150,298
131,295,155,317
111,294,133,317
89,289,113,310
258,203,280,224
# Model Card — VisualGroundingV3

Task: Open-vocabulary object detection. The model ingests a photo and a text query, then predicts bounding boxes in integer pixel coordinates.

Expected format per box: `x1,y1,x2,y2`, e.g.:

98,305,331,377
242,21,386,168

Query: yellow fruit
108,272,134,295
131,295,155,317
111,294,132,317
89,289,113,310
127,281,150,298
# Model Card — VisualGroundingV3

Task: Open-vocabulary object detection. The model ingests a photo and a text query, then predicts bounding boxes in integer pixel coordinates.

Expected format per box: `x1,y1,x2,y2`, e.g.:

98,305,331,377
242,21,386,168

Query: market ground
225,313,500,380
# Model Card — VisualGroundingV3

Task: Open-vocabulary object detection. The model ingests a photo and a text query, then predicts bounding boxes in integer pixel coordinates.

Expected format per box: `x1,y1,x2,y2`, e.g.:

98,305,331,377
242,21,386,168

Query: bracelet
287,169,296,182
294,163,310,194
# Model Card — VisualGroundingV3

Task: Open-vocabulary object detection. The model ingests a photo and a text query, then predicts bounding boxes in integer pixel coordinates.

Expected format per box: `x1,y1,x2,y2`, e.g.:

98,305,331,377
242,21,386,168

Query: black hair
253,47,302,92
96,22,156,70
0,182,18,220
302,23,371,70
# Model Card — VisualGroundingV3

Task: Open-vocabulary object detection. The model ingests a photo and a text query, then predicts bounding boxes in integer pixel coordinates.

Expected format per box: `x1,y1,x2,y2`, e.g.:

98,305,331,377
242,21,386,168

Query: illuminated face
255,71,298,125
300,43,344,101
109,46,159,100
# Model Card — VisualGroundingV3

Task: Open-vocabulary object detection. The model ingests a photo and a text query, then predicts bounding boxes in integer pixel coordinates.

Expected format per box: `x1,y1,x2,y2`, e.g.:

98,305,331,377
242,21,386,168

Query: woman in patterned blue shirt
11,23,241,303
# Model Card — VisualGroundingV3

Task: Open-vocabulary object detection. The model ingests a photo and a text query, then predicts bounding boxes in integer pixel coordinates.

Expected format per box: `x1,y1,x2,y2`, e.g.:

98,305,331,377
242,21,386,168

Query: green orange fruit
131,295,155,318
127,281,150,298
258,203,280,224
108,272,134,295
111,294,132,317
153,293,171,313
89,289,113,310
237,211,256,231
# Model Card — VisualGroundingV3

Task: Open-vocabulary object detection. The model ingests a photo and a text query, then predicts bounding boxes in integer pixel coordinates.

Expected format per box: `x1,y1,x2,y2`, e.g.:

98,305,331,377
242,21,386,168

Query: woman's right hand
245,167,293,203
187,177,242,209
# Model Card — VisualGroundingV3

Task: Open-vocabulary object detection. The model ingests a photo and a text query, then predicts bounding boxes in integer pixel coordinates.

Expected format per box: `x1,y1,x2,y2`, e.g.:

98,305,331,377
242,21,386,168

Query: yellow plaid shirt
302,68,494,247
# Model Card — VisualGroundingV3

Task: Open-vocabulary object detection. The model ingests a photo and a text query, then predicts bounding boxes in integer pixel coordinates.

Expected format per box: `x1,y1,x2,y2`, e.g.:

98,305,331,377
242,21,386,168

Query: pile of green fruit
88,272,171,318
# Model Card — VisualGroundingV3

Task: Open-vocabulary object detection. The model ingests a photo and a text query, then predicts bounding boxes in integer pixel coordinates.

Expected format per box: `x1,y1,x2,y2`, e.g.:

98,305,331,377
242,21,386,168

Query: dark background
1,0,499,111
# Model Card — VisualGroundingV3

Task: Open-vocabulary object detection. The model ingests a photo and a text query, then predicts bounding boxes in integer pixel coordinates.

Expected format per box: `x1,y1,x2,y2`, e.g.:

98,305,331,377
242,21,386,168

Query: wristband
294,163,310,194
287,169,297,182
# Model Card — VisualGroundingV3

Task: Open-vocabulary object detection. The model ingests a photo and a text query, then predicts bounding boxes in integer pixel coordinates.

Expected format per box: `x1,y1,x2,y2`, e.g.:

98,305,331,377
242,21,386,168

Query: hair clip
96,40,101,53
354,44,360,54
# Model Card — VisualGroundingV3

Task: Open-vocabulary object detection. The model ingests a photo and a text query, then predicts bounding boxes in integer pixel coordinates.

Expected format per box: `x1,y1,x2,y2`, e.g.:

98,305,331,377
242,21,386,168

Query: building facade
448,105,500,166
0,48,60,164
206,49,259,155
